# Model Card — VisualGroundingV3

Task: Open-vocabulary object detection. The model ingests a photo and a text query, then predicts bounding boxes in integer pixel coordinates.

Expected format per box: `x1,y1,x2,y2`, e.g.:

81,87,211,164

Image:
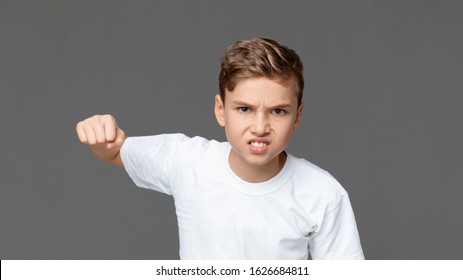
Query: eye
238,107,250,113
272,108,286,116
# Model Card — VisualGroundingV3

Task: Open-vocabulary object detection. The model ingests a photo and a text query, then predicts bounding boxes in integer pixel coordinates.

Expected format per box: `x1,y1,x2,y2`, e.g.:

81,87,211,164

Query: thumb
106,128,126,149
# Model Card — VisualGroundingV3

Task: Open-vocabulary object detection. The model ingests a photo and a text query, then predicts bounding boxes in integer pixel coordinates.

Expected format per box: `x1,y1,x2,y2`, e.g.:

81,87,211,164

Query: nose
250,112,270,136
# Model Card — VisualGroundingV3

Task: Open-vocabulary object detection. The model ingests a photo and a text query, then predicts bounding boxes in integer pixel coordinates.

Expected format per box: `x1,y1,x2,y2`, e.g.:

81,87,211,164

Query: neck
228,152,287,183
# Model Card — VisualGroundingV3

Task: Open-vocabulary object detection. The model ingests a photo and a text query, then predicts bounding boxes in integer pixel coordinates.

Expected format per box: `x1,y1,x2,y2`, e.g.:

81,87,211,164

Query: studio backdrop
1,0,462,259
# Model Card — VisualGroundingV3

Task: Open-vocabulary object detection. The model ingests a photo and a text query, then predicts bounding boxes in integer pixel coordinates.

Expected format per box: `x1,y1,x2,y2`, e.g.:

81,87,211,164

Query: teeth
251,142,267,148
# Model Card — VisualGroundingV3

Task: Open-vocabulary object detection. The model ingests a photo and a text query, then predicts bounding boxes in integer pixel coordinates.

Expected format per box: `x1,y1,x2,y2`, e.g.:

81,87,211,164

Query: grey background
1,0,462,259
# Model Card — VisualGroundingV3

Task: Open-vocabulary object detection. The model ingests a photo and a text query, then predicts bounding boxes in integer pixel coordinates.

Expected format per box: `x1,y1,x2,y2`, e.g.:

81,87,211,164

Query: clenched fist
76,114,126,166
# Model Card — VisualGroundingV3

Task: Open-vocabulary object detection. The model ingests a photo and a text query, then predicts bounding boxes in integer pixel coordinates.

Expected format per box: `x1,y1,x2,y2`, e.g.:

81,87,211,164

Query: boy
76,37,364,260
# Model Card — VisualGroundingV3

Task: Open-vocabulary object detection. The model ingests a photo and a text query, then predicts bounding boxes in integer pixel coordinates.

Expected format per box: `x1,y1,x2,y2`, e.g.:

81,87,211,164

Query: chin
245,155,276,166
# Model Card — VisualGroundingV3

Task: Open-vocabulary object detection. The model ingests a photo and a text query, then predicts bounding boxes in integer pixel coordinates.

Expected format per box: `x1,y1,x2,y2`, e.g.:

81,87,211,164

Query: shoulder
288,155,347,212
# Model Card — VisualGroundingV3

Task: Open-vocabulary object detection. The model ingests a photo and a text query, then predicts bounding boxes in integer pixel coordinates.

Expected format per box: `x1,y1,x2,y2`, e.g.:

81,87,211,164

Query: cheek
224,119,242,142
274,120,296,141
225,121,245,139
224,113,247,131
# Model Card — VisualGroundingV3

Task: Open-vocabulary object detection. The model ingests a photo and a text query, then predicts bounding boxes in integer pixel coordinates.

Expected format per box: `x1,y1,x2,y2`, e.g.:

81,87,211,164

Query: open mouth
248,139,270,153
250,141,267,148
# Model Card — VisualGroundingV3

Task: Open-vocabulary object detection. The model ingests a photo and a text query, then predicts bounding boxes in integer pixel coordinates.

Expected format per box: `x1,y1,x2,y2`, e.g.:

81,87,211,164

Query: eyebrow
231,101,292,108
231,101,253,107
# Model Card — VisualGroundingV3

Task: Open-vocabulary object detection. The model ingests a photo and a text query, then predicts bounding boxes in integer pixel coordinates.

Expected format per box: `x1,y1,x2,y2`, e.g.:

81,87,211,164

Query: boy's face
215,77,303,177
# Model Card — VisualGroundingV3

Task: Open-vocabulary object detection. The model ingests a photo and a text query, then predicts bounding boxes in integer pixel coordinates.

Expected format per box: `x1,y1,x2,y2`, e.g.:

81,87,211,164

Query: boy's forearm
90,142,124,167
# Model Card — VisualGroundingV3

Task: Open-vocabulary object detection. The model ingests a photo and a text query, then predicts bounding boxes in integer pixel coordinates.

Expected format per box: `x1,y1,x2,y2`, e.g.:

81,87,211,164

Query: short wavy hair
219,37,304,107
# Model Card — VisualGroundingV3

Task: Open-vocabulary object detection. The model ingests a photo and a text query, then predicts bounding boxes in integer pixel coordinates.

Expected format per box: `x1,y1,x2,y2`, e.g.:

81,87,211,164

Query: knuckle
100,114,114,124
103,114,114,120
90,114,104,124
89,116,103,126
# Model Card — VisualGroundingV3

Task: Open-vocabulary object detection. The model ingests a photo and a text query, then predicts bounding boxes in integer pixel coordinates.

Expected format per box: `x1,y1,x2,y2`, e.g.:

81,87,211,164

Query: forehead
226,77,298,105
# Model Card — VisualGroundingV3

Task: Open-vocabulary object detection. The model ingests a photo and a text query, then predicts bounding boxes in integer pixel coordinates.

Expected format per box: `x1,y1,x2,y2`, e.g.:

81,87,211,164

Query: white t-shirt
120,134,364,260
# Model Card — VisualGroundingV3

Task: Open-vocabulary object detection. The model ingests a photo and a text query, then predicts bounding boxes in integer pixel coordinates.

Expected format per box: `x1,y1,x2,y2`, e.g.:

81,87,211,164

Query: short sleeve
120,133,190,195
308,192,364,260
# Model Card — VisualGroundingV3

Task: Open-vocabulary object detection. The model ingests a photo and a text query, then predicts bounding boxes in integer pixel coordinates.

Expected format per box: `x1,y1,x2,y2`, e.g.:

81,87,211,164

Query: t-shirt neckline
223,144,295,196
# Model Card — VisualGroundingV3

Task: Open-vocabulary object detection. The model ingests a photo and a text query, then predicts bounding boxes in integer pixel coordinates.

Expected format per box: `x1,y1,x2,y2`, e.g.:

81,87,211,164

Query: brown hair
219,37,304,107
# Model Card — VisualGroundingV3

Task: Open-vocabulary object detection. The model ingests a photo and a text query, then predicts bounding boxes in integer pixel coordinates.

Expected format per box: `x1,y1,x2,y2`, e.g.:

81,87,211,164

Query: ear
214,94,226,127
292,100,304,131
